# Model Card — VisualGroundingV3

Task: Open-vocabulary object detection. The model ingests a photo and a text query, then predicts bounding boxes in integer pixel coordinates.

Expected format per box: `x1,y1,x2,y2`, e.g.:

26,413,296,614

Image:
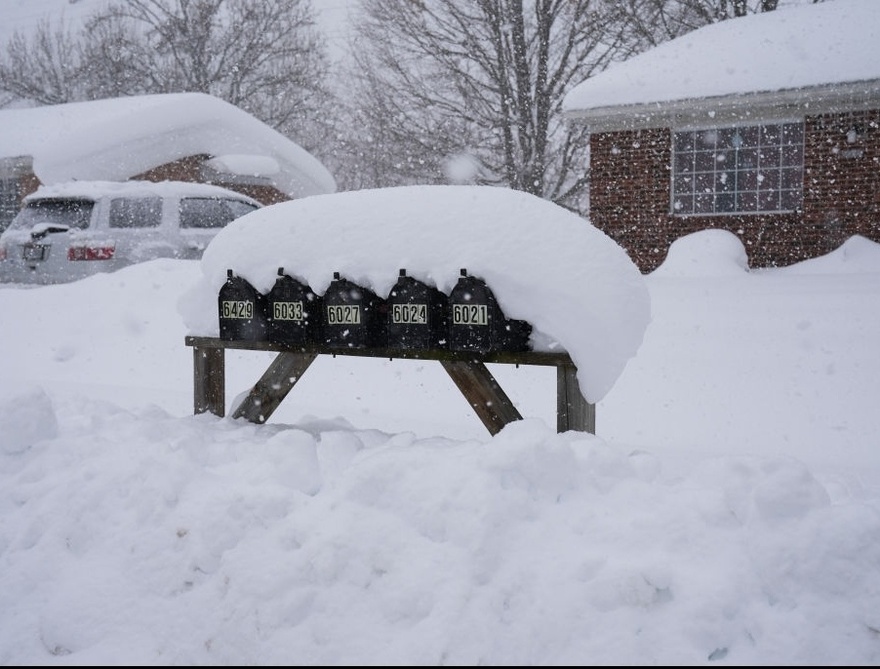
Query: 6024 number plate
392,303,427,324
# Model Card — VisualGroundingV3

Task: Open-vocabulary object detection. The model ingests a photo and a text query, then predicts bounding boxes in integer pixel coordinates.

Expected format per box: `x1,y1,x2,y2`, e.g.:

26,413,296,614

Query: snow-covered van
0,180,260,284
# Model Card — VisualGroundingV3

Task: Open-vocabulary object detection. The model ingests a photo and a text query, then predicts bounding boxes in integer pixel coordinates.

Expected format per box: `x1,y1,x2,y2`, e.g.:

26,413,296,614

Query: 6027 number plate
327,304,361,325
22,243,48,261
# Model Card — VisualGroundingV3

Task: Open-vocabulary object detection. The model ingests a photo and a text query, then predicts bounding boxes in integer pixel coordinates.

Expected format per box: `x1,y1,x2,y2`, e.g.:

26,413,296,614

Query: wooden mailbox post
185,336,596,436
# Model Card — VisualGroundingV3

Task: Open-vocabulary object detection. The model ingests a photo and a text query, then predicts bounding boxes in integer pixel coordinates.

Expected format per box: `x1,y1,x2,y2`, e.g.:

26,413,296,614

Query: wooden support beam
184,336,573,366
193,345,225,417
557,363,595,434
186,337,596,436
231,352,318,423
440,359,523,435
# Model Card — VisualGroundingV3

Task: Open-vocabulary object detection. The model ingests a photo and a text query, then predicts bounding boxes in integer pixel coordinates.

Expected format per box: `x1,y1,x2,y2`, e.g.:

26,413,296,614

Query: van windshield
10,199,95,231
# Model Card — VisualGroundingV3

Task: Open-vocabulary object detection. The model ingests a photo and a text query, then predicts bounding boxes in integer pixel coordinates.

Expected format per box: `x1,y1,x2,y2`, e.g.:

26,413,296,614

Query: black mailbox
447,268,531,354
218,269,267,341
266,267,323,346
386,269,449,350
499,316,533,352
322,271,388,349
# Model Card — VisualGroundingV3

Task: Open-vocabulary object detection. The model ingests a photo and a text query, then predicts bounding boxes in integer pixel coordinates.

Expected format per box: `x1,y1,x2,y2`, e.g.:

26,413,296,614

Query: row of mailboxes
218,267,532,354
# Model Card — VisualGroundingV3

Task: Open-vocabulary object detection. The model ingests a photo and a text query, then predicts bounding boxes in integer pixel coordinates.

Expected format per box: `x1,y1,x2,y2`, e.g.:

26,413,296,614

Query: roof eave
564,79,880,132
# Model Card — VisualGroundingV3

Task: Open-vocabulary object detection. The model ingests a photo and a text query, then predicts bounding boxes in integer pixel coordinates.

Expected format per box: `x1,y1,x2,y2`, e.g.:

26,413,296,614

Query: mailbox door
267,275,322,346
387,275,447,350
218,274,267,341
448,276,498,353
324,278,387,349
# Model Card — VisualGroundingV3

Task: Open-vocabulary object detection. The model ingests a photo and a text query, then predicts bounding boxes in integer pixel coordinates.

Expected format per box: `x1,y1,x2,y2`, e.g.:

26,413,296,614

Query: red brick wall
133,155,291,206
802,110,880,251
589,110,880,272
19,172,40,201
133,155,211,184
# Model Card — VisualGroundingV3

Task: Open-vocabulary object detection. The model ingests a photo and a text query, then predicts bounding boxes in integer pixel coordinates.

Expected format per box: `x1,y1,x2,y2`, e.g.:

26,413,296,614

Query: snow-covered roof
24,179,262,205
0,92,337,198
563,0,880,131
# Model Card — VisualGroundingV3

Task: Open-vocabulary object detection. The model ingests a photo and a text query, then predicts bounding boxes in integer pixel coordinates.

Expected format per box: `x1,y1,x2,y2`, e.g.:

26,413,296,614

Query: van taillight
0,246,6,261
68,245,115,261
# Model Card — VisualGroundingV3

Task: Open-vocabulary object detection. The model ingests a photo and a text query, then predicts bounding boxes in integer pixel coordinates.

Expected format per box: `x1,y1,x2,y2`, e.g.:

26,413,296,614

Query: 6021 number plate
452,303,488,326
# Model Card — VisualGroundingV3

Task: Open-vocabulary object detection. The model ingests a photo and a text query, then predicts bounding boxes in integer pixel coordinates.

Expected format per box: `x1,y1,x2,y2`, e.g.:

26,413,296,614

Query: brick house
0,92,336,231
562,0,880,272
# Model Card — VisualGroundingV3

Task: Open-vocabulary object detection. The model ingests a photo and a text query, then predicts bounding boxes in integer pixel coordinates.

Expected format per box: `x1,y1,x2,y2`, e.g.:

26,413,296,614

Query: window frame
178,197,259,230
670,120,805,217
108,196,163,229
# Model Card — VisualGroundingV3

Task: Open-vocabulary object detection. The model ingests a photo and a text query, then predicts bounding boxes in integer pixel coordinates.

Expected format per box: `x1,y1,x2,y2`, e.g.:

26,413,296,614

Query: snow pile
181,185,651,402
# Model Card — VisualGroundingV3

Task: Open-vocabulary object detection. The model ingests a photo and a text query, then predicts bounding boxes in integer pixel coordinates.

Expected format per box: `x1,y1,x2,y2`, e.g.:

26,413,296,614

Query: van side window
109,197,163,228
179,198,258,229
226,200,259,219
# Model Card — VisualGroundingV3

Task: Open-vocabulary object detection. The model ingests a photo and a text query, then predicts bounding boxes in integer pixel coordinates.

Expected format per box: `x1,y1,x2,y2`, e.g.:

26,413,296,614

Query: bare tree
335,0,623,211
604,0,793,55
0,19,88,105
0,0,337,156
601,1,716,53
83,0,335,145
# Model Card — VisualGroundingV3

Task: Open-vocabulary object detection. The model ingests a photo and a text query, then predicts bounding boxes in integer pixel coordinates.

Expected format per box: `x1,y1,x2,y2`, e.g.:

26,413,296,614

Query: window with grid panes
672,122,804,216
